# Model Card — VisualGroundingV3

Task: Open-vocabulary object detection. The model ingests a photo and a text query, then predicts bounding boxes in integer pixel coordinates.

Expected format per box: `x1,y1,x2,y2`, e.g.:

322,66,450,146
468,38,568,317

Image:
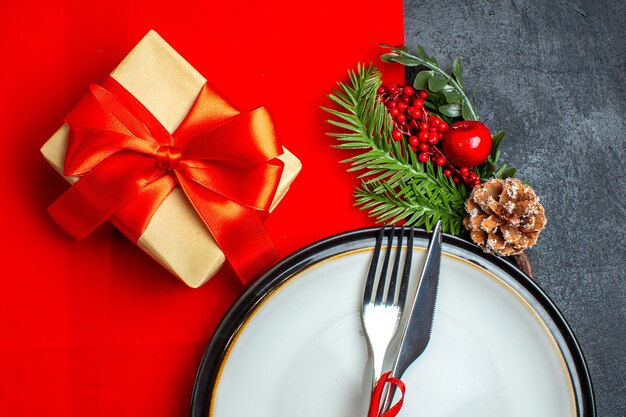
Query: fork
362,225,414,389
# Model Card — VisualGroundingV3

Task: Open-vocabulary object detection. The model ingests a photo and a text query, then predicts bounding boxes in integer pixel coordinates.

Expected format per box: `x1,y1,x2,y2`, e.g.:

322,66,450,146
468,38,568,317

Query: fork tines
364,226,413,309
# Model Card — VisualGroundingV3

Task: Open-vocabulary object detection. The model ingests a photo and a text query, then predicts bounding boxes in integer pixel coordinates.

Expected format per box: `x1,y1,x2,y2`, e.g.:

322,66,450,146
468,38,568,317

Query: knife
382,220,442,409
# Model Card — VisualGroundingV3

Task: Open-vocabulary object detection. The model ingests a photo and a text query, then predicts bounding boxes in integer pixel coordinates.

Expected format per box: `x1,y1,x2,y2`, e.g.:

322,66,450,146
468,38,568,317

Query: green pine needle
323,64,468,234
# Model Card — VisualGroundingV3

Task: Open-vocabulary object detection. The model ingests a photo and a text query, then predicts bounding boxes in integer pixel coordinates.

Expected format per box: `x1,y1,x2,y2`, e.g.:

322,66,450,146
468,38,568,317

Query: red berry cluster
378,83,481,187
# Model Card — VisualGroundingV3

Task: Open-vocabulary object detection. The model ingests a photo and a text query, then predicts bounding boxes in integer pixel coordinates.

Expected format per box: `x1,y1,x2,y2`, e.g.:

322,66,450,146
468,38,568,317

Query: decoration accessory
367,371,406,417
48,76,283,283
41,31,302,288
324,44,545,277
441,120,492,168
323,65,469,235
464,178,546,256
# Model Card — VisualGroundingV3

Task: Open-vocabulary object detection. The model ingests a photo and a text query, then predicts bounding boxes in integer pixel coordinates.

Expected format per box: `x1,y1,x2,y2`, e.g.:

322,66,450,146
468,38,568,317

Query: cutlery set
361,221,443,415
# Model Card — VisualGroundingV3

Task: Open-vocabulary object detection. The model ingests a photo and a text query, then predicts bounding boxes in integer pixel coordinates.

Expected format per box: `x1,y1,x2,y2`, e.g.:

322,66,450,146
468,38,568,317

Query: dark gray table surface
403,1,625,416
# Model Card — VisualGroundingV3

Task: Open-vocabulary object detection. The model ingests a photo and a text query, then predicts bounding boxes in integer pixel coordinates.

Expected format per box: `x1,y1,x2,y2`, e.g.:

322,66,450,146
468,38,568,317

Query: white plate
191,228,594,417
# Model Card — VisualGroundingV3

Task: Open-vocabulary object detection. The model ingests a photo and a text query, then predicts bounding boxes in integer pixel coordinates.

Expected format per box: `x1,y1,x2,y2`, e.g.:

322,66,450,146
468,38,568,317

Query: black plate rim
190,227,595,417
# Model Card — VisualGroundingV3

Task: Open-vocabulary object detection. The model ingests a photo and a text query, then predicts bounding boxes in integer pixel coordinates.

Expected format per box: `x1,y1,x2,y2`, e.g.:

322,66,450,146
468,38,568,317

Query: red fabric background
0,1,403,415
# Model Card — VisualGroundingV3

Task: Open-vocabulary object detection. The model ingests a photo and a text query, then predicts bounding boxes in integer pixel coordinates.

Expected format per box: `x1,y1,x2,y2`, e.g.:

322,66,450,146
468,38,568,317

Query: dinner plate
190,228,594,417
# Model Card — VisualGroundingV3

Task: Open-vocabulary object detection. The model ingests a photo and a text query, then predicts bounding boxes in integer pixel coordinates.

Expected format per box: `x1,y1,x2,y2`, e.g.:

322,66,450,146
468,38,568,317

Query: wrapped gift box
41,30,301,288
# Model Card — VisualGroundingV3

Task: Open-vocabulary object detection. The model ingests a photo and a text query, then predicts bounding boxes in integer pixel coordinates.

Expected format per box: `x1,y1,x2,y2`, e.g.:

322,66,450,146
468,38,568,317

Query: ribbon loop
368,372,406,417
156,145,182,170
49,76,285,284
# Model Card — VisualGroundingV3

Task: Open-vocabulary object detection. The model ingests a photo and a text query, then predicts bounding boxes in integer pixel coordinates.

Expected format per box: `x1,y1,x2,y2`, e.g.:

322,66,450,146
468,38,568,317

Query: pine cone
464,178,546,256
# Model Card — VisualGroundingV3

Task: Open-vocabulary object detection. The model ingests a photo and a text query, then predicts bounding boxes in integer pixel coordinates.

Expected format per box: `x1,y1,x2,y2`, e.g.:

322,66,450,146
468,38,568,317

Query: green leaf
428,76,448,92
493,164,508,178
413,70,434,89
443,89,462,103
491,130,505,148
380,53,398,63
451,57,463,86
415,45,428,59
501,167,516,179
481,162,496,178
461,101,474,120
441,84,455,93
439,103,462,118
424,100,439,112
381,53,422,66
490,131,506,159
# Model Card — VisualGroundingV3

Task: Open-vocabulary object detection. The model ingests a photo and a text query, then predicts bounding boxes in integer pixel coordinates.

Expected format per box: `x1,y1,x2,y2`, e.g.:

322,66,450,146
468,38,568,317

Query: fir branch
356,177,466,234
323,64,468,234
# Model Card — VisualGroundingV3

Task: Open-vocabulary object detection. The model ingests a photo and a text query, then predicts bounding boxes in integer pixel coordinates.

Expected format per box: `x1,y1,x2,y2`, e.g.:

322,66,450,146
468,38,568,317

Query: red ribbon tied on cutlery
368,371,406,417
48,77,284,283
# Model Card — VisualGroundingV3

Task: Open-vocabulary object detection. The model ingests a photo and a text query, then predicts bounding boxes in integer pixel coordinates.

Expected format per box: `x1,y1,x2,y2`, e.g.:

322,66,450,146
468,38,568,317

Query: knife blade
381,220,442,409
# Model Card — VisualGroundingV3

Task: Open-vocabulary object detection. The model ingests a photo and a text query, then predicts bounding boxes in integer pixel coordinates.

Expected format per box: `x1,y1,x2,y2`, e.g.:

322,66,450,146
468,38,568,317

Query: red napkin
0,0,404,415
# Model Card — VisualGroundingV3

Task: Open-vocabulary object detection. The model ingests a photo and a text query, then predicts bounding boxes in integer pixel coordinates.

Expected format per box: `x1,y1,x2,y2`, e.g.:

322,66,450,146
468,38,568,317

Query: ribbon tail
179,177,279,285
48,155,158,240
368,374,387,417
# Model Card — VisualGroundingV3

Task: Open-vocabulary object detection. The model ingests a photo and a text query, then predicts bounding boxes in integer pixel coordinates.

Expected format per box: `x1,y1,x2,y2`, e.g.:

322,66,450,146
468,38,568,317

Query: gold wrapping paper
41,30,301,288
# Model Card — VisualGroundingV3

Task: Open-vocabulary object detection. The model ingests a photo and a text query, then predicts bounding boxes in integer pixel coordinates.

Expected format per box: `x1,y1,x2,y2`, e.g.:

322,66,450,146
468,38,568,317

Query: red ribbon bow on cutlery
368,371,406,417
